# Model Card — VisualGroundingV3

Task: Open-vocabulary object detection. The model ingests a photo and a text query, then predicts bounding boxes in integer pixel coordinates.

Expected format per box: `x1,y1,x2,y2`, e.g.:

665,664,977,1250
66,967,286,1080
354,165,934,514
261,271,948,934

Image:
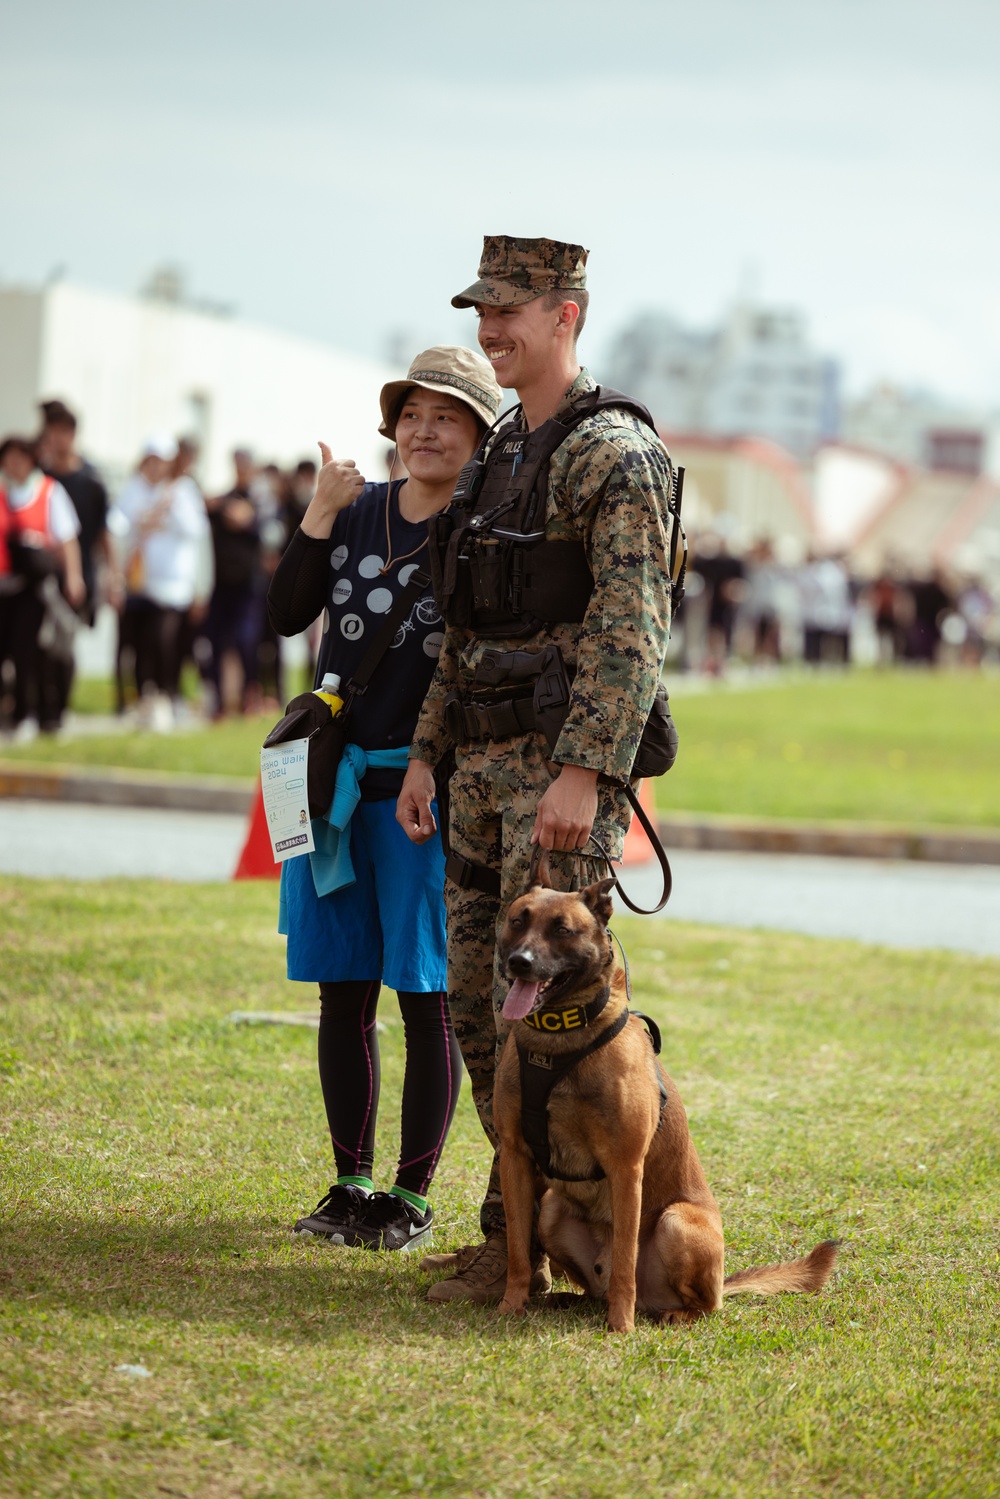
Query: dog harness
515,992,667,1183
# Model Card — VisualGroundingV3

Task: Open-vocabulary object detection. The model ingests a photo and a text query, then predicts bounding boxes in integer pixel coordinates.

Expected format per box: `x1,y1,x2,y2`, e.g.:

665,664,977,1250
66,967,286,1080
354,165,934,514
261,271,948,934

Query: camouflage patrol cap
451,234,589,309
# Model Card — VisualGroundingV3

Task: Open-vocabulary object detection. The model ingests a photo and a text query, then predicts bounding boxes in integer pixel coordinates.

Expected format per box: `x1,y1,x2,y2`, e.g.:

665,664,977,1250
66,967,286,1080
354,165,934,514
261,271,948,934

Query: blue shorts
278,798,447,991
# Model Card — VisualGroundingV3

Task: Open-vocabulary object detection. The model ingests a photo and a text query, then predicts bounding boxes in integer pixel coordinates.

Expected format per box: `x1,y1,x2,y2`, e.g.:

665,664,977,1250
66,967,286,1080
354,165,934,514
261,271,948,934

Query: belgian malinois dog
494,865,837,1333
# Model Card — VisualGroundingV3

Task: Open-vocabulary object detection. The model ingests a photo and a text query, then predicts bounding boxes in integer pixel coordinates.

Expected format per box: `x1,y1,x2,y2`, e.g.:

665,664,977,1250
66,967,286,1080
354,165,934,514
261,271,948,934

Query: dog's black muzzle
505,950,540,979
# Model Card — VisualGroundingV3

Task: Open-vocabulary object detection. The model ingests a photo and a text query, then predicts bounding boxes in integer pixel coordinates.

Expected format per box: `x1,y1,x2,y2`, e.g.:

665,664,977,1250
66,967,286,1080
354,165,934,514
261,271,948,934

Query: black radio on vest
427,386,686,639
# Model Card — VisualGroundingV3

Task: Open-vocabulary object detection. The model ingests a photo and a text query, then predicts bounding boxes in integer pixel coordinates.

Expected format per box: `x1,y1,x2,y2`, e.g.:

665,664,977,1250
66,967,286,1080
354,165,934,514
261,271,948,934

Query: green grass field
660,669,1000,828
3,668,998,830
2,878,998,1498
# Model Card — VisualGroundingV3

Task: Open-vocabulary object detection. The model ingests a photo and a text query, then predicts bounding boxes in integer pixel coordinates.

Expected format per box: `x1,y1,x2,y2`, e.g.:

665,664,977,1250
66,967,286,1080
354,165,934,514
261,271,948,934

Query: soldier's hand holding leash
300,441,366,539
531,763,598,852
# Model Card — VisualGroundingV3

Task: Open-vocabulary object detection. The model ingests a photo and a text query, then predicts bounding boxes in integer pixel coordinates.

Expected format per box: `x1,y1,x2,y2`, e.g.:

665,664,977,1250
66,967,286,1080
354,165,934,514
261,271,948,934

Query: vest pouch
468,535,506,614
631,682,679,779
262,693,350,819
466,536,539,637
433,515,475,627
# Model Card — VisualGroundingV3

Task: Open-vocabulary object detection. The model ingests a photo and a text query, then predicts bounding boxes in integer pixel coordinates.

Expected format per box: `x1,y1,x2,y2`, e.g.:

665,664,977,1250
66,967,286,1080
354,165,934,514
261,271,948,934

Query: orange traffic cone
233,778,281,880
622,778,658,865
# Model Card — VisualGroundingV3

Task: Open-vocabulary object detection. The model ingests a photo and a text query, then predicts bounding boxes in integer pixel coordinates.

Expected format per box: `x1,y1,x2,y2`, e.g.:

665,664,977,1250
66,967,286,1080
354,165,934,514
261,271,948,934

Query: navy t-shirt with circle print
314,479,445,801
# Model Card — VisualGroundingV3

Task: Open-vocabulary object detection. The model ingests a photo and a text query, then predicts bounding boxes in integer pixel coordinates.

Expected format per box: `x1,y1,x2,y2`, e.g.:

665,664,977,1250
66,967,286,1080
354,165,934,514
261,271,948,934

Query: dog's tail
722,1239,839,1298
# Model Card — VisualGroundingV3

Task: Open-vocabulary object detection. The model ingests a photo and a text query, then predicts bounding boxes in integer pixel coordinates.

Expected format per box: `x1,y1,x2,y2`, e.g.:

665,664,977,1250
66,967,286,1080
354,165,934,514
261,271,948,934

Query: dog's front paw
606,1312,636,1334
499,1296,528,1317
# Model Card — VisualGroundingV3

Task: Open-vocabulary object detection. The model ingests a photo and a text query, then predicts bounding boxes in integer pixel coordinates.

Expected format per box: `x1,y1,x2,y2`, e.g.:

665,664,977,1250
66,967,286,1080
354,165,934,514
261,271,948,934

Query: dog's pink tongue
503,978,542,1020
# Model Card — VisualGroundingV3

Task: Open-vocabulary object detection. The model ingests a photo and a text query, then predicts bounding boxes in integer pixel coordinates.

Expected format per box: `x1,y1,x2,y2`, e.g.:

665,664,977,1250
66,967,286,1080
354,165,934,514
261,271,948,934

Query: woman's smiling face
393,387,482,486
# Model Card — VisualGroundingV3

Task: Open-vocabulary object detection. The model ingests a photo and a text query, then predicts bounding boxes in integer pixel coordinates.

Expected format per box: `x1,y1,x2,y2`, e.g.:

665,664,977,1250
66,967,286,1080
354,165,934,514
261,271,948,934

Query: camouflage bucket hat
452,234,589,309
378,345,502,440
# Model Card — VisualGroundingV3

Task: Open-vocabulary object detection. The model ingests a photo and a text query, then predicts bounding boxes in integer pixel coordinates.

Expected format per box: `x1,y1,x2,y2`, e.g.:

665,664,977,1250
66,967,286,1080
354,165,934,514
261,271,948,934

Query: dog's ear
527,846,553,890
580,876,616,926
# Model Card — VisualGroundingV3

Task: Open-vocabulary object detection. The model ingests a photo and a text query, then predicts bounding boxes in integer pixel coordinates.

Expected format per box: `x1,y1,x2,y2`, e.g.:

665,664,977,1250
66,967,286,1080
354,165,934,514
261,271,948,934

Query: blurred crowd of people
0,398,321,737
3,401,998,737
674,532,1000,674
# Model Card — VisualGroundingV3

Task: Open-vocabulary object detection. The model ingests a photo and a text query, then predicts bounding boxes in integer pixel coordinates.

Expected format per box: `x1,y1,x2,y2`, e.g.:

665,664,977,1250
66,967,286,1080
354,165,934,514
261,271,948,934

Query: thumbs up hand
301,442,367,539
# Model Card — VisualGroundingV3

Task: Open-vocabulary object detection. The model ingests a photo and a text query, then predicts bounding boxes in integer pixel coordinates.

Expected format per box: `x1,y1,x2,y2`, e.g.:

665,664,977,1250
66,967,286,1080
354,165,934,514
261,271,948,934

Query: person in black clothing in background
205,448,263,716
266,346,500,1253
907,567,953,664
36,400,112,720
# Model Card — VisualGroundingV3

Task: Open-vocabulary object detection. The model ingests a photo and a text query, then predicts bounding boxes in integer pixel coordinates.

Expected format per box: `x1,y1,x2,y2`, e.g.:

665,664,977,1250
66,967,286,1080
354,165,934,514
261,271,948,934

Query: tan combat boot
423,1233,551,1304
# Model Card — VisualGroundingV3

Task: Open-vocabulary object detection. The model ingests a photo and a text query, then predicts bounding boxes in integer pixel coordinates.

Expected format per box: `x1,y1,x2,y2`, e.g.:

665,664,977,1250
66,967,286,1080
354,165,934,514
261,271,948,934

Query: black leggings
317,981,462,1198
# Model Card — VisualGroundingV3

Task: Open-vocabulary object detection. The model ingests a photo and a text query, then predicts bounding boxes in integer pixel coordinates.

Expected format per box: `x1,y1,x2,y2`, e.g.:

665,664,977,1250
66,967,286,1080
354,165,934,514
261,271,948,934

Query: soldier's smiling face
475,296,565,390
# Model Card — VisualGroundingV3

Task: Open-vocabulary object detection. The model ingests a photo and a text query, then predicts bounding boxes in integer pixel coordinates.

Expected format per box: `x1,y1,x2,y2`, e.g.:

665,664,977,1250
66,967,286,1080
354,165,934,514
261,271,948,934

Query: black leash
458,786,672,914
588,784,672,915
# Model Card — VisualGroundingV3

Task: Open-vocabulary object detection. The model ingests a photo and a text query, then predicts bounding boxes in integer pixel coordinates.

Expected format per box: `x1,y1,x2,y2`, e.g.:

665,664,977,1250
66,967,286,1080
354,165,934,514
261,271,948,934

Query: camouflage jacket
410,368,675,784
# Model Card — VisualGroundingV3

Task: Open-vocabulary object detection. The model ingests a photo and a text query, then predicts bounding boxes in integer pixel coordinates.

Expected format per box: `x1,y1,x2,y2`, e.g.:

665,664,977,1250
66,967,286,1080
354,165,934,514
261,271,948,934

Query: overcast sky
2,0,998,405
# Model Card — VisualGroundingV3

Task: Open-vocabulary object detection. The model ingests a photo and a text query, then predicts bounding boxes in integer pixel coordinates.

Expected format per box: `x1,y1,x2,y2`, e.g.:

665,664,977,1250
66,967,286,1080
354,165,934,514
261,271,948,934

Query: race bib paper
260,738,315,862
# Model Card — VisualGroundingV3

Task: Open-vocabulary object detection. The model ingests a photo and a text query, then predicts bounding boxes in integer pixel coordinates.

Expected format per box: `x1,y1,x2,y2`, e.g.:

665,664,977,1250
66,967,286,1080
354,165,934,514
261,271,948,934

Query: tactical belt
448,692,537,744
444,850,501,898
516,1002,667,1182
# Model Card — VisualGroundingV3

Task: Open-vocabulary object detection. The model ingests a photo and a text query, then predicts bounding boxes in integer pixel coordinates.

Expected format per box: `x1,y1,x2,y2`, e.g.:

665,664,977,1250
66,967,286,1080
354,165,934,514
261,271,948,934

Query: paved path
624,848,1000,958
2,799,998,958
0,800,246,883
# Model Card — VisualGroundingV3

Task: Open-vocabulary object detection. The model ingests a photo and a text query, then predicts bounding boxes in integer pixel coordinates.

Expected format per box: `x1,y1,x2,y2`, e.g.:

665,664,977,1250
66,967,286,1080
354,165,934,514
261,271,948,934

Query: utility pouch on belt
529,654,677,780
632,682,679,779
531,644,573,754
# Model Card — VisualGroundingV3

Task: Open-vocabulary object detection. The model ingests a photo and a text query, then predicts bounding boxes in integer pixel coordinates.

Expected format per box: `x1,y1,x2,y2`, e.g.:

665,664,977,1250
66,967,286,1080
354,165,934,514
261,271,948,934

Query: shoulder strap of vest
482,385,657,474
586,386,658,433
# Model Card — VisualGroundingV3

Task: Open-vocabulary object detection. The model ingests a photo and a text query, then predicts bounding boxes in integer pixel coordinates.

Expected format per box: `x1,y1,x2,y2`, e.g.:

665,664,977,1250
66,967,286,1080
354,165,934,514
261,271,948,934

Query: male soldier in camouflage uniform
396,234,675,1303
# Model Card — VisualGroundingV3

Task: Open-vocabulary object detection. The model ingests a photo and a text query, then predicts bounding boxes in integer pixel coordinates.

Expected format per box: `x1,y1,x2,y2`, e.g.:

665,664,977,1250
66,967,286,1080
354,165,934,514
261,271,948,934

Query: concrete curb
3,761,1000,867
658,811,1000,867
0,762,254,816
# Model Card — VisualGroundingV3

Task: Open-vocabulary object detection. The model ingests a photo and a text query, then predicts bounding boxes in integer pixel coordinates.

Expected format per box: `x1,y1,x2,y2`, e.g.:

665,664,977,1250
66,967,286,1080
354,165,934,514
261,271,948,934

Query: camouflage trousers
444,731,631,1238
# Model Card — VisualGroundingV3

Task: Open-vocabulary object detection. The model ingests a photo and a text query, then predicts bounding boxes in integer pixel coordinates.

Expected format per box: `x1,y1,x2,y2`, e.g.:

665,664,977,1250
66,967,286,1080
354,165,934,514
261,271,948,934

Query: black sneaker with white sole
347,1191,434,1252
292,1184,371,1242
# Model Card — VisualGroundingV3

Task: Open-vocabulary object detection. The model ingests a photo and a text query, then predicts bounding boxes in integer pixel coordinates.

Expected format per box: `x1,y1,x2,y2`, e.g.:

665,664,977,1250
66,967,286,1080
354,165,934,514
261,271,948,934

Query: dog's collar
520,983,611,1034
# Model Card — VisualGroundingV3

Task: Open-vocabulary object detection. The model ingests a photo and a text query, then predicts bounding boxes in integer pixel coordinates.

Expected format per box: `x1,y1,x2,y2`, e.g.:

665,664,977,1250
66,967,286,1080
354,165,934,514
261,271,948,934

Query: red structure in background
622,779,657,865
233,779,280,880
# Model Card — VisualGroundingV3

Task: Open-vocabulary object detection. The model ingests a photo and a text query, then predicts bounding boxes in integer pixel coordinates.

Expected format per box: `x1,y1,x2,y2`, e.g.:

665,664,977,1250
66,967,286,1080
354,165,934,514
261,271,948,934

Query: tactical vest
427,386,686,640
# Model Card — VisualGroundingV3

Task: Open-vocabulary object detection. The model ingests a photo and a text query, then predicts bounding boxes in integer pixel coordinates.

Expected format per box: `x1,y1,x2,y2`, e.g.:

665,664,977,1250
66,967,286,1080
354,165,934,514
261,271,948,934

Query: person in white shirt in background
797,551,854,666
0,435,84,737
168,438,214,724
112,436,209,730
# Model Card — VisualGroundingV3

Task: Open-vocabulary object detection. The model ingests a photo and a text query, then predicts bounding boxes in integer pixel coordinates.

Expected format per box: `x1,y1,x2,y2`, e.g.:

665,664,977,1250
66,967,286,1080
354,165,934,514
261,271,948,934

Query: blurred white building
0,275,397,493
659,431,816,558
606,301,839,459
813,443,1000,585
